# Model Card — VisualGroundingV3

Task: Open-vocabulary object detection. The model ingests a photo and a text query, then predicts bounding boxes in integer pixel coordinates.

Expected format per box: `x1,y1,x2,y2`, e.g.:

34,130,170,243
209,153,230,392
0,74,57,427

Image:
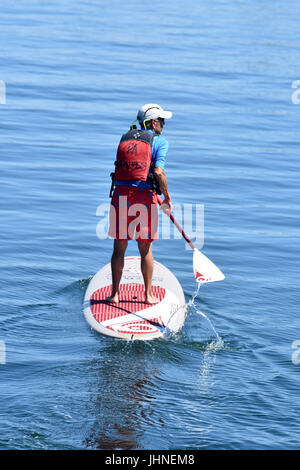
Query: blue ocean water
1,0,300,450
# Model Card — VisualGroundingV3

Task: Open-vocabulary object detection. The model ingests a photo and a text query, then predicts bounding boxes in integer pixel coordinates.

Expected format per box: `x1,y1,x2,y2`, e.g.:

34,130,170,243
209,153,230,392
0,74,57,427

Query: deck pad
83,257,187,340
90,283,166,322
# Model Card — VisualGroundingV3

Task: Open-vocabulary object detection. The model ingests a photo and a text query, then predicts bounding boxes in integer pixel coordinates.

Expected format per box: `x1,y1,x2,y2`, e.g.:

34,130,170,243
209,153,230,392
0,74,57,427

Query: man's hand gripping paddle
157,196,225,284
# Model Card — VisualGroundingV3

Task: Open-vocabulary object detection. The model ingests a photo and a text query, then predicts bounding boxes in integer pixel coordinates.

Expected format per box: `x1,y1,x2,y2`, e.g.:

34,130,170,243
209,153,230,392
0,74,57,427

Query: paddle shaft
157,195,196,250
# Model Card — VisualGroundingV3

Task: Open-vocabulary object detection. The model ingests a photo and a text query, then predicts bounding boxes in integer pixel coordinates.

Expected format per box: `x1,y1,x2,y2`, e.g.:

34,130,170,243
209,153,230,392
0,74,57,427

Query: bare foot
105,294,119,304
145,293,160,305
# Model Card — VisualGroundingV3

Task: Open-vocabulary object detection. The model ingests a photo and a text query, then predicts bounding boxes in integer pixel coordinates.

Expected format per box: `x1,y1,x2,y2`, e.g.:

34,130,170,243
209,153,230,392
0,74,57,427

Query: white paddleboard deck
83,256,186,340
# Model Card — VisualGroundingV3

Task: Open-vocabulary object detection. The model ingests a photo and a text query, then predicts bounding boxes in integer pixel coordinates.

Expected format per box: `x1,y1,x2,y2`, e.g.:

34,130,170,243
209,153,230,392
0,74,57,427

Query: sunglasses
157,117,165,127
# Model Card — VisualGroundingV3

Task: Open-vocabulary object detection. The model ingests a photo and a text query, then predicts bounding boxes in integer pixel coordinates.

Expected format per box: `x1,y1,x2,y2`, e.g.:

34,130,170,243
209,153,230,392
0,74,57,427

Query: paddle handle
157,195,196,250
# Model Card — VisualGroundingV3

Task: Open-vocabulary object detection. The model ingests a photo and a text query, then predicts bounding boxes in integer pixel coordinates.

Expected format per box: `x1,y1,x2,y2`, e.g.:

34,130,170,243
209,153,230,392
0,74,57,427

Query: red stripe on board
90,283,166,323
106,316,165,335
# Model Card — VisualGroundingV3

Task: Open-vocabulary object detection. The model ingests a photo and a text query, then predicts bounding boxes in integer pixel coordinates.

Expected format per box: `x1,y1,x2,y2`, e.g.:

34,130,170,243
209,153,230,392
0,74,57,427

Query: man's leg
106,239,128,303
138,241,159,304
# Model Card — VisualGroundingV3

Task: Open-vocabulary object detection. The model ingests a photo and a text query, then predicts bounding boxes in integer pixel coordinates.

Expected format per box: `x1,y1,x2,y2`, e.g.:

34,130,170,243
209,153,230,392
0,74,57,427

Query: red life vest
114,129,154,181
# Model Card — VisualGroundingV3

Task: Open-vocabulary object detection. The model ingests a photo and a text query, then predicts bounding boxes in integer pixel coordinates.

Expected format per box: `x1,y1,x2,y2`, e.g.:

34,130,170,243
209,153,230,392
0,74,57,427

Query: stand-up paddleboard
83,256,186,340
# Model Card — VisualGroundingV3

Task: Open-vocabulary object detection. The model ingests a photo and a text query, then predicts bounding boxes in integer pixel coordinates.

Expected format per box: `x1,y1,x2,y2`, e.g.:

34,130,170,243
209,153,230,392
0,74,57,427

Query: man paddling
107,104,173,304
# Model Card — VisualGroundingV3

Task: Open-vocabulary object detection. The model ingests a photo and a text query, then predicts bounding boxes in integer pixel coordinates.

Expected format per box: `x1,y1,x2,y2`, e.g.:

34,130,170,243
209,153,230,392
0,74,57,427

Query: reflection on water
84,340,162,450
83,319,224,450
82,288,226,450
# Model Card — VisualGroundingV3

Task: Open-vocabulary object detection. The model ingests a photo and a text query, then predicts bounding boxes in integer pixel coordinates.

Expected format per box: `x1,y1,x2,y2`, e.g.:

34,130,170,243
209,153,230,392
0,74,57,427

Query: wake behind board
83,256,186,340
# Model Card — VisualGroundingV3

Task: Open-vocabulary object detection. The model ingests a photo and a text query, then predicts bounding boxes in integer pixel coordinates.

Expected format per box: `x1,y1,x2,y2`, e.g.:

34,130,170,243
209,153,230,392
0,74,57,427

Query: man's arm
153,166,172,213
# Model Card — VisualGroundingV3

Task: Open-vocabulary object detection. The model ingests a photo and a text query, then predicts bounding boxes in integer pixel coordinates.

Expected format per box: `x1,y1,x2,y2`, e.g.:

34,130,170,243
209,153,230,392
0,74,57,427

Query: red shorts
108,186,158,243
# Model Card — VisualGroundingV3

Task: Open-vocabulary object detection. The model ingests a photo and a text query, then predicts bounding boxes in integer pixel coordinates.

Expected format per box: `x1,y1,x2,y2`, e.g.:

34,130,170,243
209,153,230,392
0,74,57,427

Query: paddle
157,195,225,284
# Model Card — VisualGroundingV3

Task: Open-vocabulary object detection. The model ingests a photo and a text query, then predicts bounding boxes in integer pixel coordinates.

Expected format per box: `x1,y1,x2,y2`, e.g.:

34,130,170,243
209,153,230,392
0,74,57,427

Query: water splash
187,282,201,308
188,282,224,349
197,310,224,349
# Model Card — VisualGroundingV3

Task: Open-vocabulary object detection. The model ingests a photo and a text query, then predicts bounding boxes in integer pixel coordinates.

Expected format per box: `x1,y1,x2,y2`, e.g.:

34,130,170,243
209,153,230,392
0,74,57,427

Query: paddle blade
193,248,225,283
